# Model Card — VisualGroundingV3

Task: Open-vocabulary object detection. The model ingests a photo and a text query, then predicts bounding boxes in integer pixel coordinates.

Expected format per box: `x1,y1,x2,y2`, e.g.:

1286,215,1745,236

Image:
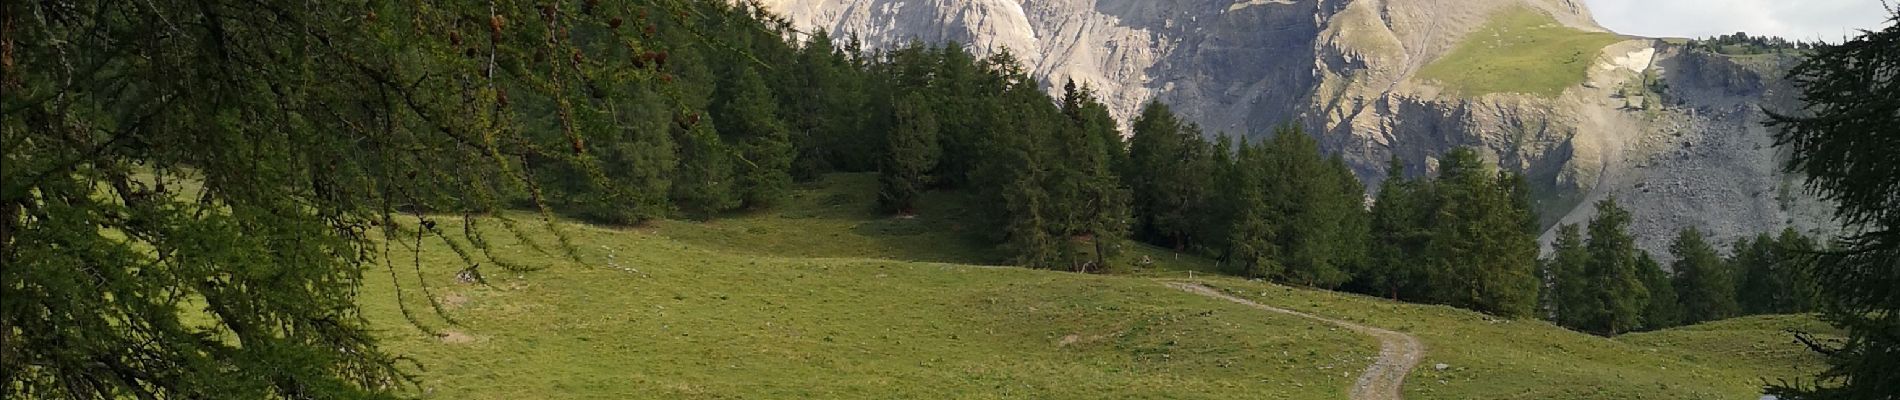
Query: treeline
1686,32,1820,55
1542,198,1823,335
497,0,1554,318
514,1,1809,329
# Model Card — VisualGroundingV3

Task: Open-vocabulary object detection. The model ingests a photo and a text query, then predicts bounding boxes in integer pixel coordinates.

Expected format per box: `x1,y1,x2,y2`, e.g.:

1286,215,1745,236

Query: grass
360,172,1829,399
362,175,1368,398
1417,5,1626,97
1194,280,1831,399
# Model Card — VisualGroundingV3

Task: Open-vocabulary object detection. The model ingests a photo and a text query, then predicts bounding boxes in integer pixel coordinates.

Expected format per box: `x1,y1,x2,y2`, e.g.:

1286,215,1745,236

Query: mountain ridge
757,0,1836,257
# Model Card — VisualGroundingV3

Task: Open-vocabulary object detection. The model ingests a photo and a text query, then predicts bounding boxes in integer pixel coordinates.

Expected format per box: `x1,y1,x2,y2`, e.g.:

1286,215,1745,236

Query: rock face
757,0,1835,255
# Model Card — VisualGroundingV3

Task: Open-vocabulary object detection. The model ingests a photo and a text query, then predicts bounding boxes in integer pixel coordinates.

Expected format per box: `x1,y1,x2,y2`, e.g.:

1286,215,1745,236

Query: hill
363,173,1829,399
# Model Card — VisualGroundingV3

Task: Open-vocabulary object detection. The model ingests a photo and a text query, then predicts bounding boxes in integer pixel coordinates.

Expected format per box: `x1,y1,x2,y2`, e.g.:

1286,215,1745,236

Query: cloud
1582,0,1893,42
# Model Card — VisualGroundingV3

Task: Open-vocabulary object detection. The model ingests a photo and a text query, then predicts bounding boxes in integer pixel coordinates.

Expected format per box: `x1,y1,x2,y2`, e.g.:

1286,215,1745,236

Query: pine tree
1259,125,1362,288
1673,228,1739,324
672,120,741,218
878,94,942,214
788,28,847,179
968,52,1065,268
1733,233,1781,315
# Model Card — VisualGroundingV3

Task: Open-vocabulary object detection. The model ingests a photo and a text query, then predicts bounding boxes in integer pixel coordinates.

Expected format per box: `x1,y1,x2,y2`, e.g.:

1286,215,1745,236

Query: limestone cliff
757,0,1835,255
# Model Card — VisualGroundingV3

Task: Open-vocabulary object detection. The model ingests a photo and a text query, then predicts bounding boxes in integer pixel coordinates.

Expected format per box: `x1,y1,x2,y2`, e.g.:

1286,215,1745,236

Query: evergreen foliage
1364,157,1432,299
1638,253,1683,330
1673,228,1740,325
712,67,794,209
1,0,702,396
1053,81,1132,272
1578,197,1650,335
1124,102,1211,251
1548,224,1596,328
1763,9,1900,398
1415,149,1542,318
876,94,941,214
1735,230,1821,315
1259,126,1367,288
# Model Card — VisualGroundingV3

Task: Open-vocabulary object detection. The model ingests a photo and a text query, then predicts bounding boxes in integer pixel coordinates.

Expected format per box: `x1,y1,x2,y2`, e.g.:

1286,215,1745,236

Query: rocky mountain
756,0,1836,256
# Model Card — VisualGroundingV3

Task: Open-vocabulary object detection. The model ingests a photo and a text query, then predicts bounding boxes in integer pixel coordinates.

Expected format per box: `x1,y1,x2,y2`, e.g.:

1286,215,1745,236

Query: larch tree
1580,197,1650,336
1,0,690,397
1763,8,1900,398
1419,148,1541,318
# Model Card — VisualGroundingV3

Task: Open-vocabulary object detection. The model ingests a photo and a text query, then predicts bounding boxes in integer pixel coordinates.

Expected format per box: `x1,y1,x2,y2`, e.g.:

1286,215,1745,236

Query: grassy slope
1417,5,1625,97
362,174,1364,399
1196,280,1831,399
362,173,1825,399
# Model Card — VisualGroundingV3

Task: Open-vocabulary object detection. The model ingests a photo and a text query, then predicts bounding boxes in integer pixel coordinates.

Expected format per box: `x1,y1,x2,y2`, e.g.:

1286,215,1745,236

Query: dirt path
1166,282,1424,400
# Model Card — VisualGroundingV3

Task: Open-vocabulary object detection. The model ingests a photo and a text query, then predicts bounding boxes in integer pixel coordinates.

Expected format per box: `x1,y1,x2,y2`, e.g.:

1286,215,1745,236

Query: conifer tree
1056,81,1132,271
1365,157,1430,299
1125,101,1205,250
1548,224,1596,327
1260,125,1361,288
1226,139,1282,278
1771,228,1821,313
713,67,794,209
2,0,683,396
1673,227,1739,324
878,94,942,214
788,29,848,179
1764,9,1900,397
1639,252,1684,330
1735,230,1821,315
1580,197,1650,335
1419,149,1541,318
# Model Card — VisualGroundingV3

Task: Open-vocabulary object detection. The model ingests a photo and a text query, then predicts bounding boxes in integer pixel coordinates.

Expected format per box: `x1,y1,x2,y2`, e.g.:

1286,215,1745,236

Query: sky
1583,0,1893,42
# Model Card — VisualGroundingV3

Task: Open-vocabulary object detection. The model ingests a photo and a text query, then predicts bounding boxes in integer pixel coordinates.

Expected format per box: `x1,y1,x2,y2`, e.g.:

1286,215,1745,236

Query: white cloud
1583,0,1894,42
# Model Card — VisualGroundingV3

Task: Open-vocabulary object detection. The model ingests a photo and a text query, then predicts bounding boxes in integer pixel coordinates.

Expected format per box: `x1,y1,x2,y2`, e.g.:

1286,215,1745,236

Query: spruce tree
1771,228,1821,313
1733,234,1782,315
1673,228,1739,324
1124,101,1203,250
877,94,942,214
713,67,795,209
1056,81,1132,272
788,29,847,179
1259,125,1362,288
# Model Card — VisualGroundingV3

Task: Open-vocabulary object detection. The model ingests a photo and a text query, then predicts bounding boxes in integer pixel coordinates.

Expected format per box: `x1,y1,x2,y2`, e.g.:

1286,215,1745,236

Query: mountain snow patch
1601,47,1656,73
